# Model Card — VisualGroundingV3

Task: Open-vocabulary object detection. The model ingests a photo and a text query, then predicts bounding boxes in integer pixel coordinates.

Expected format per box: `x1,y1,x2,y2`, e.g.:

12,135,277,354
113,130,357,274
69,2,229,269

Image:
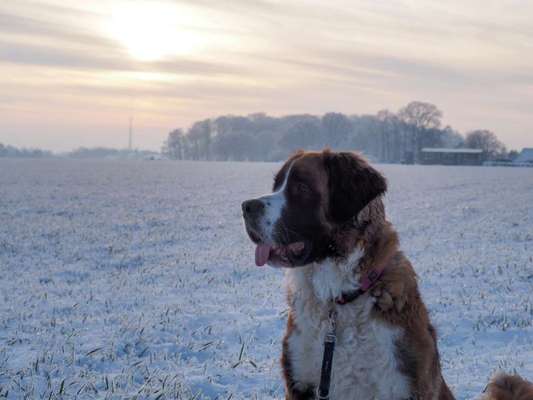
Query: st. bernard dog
241,149,533,400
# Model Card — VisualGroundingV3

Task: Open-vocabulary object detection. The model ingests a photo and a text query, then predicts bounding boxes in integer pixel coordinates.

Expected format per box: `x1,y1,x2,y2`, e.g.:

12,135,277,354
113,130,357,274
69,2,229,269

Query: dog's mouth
246,224,313,268
246,227,308,267
255,242,306,267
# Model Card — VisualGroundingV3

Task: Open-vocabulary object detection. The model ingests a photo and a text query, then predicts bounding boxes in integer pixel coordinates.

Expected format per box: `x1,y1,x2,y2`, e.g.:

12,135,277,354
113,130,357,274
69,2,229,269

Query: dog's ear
324,150,387,223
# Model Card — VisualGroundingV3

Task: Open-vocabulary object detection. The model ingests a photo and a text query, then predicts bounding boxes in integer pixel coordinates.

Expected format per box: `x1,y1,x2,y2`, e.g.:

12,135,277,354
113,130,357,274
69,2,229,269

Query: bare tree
465,130,506,159
279,119,322,151
212,131,254,161
398,101,443,129
397,101,443,161
187,119,212,160
163,129,185,160
440,126,464,148
321,112,352,148
377,110,404,162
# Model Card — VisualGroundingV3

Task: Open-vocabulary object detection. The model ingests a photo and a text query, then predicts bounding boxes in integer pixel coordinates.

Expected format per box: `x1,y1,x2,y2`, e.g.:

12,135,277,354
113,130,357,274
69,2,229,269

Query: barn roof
421,148,483,154
514,148,533,163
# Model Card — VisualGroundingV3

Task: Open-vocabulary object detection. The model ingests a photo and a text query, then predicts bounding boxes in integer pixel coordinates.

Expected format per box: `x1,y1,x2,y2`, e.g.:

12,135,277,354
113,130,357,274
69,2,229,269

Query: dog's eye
295,182,311,194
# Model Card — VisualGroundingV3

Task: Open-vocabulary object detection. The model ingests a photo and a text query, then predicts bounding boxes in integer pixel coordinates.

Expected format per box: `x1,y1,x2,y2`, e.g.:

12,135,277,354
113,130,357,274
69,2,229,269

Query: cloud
0,12,116,50
0,40,131,70
0,0,532,151
0,39,246,80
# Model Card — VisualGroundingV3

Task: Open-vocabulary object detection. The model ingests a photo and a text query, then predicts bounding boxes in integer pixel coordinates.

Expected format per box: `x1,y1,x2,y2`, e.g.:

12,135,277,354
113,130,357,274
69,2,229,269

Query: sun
107,1,202,62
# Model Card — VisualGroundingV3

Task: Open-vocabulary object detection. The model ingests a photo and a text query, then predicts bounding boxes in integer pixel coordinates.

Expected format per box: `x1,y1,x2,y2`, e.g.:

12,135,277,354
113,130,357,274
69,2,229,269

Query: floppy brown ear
324,151,387,223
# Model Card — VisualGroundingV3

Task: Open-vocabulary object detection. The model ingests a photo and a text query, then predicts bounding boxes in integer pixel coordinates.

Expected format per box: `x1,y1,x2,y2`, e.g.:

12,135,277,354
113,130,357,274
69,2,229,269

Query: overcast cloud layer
1,0,532,151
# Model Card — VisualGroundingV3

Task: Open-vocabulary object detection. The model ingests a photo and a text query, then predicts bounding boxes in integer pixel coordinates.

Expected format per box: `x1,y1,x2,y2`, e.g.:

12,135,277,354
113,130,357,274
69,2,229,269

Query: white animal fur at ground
286,250,411,399
0,159,532,399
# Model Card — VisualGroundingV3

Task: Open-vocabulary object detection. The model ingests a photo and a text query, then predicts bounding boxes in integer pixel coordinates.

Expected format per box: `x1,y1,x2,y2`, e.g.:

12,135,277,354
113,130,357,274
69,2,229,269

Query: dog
482,373,533,400
241,150,532,400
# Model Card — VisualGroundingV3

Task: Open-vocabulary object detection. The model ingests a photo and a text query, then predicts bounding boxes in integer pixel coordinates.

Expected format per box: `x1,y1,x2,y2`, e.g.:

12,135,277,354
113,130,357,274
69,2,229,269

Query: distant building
420,148,484,166
513,148,533,165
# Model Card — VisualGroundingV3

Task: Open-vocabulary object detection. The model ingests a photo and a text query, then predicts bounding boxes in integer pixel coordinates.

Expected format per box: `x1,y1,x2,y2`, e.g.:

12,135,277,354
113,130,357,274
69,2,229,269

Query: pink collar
335,266,386,305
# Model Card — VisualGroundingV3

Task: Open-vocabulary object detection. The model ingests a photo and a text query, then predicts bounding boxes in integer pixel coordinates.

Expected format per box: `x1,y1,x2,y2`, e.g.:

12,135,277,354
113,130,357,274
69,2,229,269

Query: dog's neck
286,215,399,306
309,246,365,304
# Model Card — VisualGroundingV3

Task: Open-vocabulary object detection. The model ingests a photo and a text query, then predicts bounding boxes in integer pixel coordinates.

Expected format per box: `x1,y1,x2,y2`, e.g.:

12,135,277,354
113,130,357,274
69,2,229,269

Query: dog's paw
371,280,406,313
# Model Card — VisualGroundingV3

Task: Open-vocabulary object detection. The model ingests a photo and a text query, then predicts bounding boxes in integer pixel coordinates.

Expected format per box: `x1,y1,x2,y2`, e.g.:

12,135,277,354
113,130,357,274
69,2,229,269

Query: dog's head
242,149,387,267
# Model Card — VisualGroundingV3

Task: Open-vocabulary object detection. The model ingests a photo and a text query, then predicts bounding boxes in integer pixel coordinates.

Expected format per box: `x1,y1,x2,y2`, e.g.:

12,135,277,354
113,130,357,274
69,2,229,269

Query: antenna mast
128,116,133,150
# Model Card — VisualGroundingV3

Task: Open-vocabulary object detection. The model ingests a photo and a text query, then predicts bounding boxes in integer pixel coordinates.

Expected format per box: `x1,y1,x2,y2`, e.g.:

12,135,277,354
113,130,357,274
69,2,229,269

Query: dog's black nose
242,199,265,218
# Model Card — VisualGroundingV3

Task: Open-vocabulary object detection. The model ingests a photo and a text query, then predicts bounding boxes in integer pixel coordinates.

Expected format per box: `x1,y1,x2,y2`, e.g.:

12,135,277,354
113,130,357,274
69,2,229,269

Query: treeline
0,143,53,158
67,147,159,159
0,144,159,160
162,101,508,163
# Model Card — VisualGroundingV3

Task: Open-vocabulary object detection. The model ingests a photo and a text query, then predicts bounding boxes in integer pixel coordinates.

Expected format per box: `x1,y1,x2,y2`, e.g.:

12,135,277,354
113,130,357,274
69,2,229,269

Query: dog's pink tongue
255,244,271,267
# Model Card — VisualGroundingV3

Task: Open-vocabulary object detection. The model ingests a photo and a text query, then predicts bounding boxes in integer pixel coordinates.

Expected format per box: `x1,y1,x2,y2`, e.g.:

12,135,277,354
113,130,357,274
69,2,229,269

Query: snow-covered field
0,159,532,400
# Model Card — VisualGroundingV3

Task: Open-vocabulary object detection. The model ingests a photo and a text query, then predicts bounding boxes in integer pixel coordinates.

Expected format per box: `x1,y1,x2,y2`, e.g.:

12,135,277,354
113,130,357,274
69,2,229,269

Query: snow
0,159,532,399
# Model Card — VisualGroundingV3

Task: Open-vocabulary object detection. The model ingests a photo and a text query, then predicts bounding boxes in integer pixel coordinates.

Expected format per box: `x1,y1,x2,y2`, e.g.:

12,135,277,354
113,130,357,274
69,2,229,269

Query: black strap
317,310,337,400
317,337,335,399
316,308,414,400
335,288,364,305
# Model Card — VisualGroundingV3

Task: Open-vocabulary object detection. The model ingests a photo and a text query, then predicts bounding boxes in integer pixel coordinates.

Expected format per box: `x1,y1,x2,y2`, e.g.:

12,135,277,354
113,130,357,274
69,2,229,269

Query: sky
1,0,532,152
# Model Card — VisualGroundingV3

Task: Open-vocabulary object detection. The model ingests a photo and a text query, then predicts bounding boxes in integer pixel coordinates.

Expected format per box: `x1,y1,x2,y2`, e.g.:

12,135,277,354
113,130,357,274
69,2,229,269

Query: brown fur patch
482,374,533,400
356,216,454,399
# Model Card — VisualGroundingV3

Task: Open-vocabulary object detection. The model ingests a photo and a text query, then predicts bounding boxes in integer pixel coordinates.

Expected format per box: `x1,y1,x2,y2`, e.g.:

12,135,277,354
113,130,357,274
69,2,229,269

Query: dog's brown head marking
323,149,387,224
242,149,387,268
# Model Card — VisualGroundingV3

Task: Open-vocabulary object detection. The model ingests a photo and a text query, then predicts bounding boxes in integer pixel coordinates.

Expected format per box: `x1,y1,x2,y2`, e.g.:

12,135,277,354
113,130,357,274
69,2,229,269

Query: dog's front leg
281,315,317,400
369,255,417,315
281,344,316,400
284,386,316,400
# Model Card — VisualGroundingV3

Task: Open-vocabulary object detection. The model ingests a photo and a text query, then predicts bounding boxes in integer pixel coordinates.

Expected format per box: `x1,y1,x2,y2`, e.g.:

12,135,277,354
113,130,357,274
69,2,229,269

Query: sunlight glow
107,1,203,61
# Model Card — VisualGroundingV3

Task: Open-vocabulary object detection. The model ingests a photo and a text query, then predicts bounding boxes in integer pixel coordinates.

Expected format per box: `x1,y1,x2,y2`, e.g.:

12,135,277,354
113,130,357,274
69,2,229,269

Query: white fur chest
284,256,411,400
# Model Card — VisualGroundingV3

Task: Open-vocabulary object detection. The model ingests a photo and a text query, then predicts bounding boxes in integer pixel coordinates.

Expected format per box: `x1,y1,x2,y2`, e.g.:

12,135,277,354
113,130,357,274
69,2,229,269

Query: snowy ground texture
0,159,532,400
